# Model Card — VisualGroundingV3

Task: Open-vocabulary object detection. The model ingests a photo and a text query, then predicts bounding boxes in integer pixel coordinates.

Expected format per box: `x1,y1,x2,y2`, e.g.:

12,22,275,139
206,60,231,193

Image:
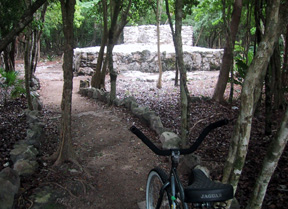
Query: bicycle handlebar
129,119,229,156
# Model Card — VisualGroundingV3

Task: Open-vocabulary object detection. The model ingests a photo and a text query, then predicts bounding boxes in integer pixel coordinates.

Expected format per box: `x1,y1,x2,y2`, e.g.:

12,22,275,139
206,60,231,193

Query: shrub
0,68,25,106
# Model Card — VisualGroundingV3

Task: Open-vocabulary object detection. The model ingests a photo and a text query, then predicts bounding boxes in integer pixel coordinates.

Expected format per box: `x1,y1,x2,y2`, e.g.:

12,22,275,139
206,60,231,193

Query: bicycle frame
155,151,189,209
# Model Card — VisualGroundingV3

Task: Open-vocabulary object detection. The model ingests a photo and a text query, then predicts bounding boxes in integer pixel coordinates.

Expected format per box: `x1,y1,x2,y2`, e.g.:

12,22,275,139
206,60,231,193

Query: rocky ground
0,59,287,208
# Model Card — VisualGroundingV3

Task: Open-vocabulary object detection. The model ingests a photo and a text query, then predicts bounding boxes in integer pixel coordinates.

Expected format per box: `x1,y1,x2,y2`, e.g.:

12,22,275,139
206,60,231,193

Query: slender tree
246,107,288,209
108,0,132,103
90,0,108,89
156,0,163,89
222,1,287,206
52,0,76,165
164,0,179,86
212,0,243,102
174,0,190,146
24,0,48,110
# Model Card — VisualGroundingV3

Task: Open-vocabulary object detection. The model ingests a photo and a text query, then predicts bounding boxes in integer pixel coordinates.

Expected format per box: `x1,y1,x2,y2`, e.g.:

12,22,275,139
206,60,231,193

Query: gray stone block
0,168,20,209
159,132,181,149
13,159,39,176
10,144,38,163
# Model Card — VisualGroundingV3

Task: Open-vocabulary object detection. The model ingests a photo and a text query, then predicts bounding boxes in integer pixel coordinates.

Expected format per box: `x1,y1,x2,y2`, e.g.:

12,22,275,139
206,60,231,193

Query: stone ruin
74,25,223,75
124,25,193,45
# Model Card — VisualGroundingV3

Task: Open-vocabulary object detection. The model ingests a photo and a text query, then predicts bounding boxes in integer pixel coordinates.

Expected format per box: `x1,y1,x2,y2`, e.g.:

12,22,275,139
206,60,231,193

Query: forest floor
0,58,287,208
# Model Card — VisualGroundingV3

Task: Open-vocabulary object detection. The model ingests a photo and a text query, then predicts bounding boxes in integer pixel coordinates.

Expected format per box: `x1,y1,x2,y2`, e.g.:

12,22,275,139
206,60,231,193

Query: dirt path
36,61,163,208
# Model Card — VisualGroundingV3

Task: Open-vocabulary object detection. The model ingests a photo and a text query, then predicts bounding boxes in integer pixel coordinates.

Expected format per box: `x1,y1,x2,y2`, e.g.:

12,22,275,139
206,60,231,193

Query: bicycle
130,119,234,209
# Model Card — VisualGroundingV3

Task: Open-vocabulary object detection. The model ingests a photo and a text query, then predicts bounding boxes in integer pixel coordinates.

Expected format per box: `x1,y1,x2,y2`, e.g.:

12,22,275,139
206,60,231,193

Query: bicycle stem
170,151,189,209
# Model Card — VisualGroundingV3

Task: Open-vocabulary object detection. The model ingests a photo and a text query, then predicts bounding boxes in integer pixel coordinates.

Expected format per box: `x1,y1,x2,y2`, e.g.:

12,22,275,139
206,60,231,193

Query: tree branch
0,0,48,52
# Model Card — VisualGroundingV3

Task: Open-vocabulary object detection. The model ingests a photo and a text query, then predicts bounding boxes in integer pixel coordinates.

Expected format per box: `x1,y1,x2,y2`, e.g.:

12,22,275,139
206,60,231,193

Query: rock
77,67,94,76
32,96,43,111
0,168,20,209
92,88,108,102
27,122,44,143
159,132,181,149
104,92,110,103
178,154,202,175
31,76,41,91
194,165,210,177
80,79,90,88
10,144,38,163
74,52,81,72
113,98,125,106
149,115,164,135
130,101,139,112
131,106,149,118
137,201,146,209
123,96,137,109
25,128,43,148
13,159,38,176
79,88,89,96
34,189,52,204
183,154,201,170
25,110,40,123
87,88,95,98
30,186,66,209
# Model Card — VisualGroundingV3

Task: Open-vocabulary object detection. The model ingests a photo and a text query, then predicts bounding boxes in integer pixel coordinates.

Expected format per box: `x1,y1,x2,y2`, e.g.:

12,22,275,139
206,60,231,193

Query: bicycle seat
184,169,233,203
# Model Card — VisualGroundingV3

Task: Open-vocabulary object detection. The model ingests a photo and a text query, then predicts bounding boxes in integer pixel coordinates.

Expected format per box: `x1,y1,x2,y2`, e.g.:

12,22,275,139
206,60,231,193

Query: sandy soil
35,61,165,208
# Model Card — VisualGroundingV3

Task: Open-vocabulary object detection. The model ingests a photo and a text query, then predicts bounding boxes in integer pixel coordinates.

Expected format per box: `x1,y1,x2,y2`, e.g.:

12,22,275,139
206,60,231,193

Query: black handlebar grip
130,126,171,156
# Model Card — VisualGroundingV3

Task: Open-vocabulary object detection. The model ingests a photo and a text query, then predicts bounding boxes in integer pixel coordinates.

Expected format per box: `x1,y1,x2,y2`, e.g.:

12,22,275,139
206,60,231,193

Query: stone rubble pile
0,85,44,209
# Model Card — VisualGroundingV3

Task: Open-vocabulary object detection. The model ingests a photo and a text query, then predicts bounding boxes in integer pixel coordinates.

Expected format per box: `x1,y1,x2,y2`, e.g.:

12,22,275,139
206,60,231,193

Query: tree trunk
91,0,108,89
272,44,283,109
222,0,285,201
194,26,203,46
108,0,132,103
156,0,163,89
32,2,48,74
3,45,15,72
265,66,273,135
24,0,47,110
229,62,234,103
164,0,179,86
174,0,190,147
246,108,288,209
212,0,243,102
265,43,281,135
108,0,121,104
281,25,288,101
24,32,33,110
54,0,76,166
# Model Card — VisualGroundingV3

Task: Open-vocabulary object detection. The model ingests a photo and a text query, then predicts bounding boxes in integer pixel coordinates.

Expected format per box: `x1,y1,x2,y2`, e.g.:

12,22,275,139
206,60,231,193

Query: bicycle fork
156,181,170,209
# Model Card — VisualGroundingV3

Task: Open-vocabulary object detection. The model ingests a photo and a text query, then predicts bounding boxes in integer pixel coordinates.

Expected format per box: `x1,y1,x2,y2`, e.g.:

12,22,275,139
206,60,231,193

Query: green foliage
189,0,225,47
47,54,55,61
0,68,25,106
128,0,157,25
232,41,254,86
0,0,25,38
42,0,89,51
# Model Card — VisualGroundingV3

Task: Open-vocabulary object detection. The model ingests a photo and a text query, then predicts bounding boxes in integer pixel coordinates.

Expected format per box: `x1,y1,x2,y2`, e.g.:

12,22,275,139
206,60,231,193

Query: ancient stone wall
74,44,223,75
123,25,193,45
74,25,223,75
